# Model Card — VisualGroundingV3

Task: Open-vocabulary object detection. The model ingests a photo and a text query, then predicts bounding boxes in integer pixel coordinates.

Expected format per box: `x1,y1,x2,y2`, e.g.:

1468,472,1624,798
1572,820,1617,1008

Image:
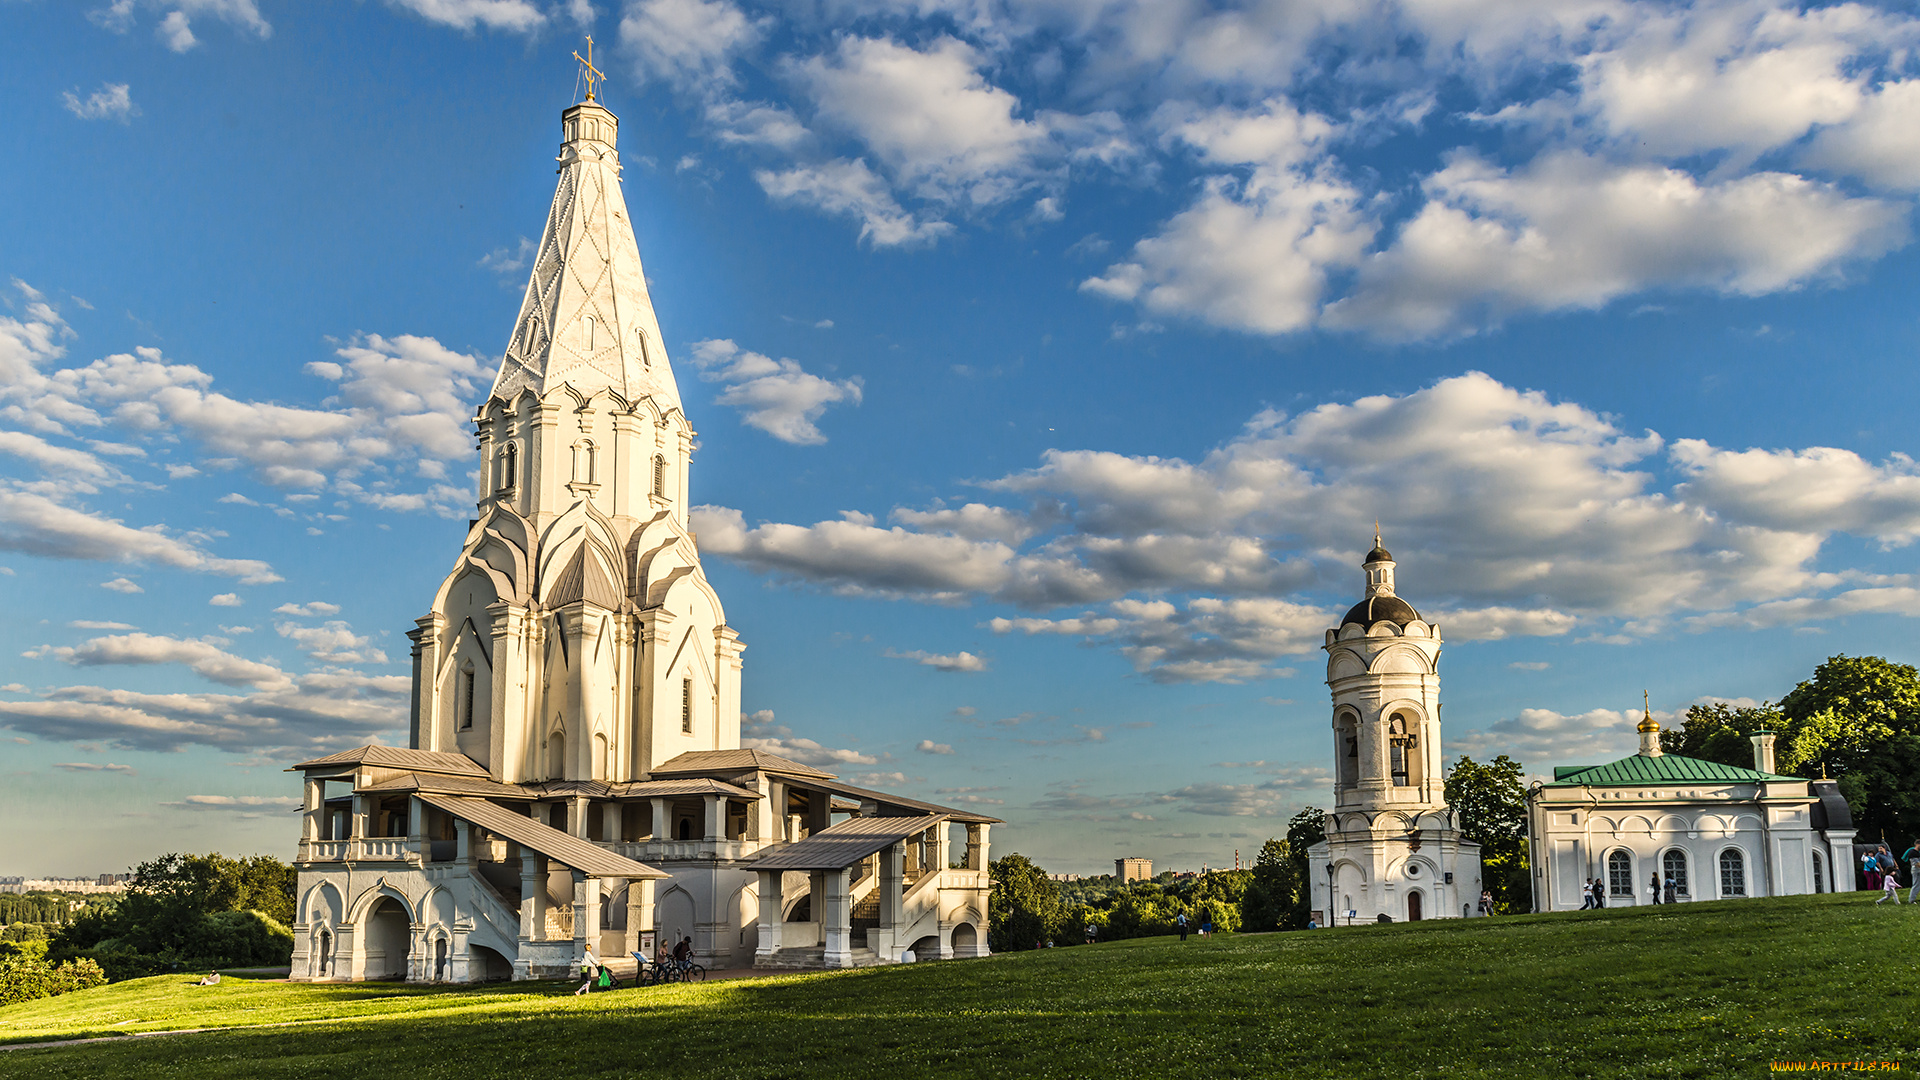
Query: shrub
0,956,108,1006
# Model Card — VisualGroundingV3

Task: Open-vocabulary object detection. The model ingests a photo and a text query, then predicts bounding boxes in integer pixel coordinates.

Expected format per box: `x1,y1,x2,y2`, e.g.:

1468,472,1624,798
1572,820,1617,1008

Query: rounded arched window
653,454,667,498
1662,849,1689,898
1388,714,1409,786
1812,851,1824,894
1607,849,1632,897
500,442,518,493
1719,848,1747,897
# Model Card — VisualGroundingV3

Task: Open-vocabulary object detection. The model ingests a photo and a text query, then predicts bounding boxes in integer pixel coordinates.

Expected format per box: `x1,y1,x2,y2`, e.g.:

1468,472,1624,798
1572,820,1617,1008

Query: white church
286,87,995,982
1304,536,1856,924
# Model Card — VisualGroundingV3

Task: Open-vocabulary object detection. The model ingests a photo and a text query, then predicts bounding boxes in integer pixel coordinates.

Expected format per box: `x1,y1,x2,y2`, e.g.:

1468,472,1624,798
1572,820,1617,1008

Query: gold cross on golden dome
574,35,606,101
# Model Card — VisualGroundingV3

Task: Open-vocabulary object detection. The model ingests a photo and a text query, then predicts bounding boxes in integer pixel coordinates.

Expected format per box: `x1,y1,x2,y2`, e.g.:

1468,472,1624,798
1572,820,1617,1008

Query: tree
988,854,1065,951
1285,807,1326,923
1444,755,1531,913
48,852,297,979
1240,838,1303,932
1660,702,1784,770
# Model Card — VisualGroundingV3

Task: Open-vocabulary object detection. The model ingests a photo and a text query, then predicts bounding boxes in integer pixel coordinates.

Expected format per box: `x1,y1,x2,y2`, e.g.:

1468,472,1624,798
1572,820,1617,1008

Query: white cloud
0,671,407,759
275,601,342,617
26,632,293,691
685,339,862,445
168,794,302,811
90,0,271,48
1451,707,1657,771
1804,80,1920,191
1084,100,1372,335
884,649,989,673
276,621,388,666
916,739,954,754
756,159,954,247
619,0,763,89
209,593,242,607
0,489,280,584
69,621,137,631
696,371,1920,680
798,36,1055,208
53,761,136,774
62,83,139,122
382,0,545,32
1327,151,1905,340
0,430,119,483
478,237,536,275
100,577,143,594
1509,661,1551,671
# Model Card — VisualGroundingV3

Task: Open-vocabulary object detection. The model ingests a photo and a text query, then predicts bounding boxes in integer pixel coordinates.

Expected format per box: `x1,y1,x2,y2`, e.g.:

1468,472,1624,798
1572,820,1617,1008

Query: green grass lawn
2,892,1915,1079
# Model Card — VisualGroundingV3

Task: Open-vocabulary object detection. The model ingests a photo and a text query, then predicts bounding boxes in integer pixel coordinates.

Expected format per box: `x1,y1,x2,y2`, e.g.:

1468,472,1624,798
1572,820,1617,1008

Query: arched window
1812,851,1825,894
500,442,518,492
584,315,596,350
1388,714,1410,786
681,677,693,734
1607,850,1632,897
1719,848,1746,897
1661,849,1689,897
550,731,566,780
572,440,597,485
459,665,475,731
636,328,651,367
594,732,609,781
653,454,667,499
1335,714,1358,787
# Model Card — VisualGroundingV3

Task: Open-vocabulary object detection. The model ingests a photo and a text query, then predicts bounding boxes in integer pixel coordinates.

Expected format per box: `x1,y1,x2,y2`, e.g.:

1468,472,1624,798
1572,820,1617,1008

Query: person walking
1594,877,1607,909
1877,866,1902,905
1084,922,1097,946
574,946,600,995
1648,872,1662,905
1864,848,1882,892
1902,839,1920,905
1877,847,1899,896
1663,873,1678,905
1177,912,1189,941
1579,878,1594,910
1478,889,1493,916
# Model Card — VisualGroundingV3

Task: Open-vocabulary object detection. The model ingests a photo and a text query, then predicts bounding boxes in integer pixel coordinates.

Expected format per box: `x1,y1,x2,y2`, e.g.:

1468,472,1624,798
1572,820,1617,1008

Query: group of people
1172,913,1215,941
1580,875,1683,909
1867,842,1920,905
573,935,698,995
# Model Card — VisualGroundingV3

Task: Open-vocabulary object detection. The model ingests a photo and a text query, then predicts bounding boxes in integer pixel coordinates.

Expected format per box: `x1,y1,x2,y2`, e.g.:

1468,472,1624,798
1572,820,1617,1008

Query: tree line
46,852,298,983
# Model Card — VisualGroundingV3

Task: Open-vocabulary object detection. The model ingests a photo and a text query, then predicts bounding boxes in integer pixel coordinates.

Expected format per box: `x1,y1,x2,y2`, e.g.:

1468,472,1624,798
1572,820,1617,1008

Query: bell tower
1307,532,1481,925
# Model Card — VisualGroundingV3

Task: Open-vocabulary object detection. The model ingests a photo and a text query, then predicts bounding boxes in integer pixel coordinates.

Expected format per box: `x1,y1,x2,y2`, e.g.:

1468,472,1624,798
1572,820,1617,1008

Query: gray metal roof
820,780,1003,825
290,745,490,777
750,814,946,871
651,748,836,781
359,773,537,799
613,777,762,800
417,794,668,879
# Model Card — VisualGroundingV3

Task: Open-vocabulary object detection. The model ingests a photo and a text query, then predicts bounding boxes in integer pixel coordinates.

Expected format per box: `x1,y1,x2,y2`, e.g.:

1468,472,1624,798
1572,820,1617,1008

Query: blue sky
3,0,1919,877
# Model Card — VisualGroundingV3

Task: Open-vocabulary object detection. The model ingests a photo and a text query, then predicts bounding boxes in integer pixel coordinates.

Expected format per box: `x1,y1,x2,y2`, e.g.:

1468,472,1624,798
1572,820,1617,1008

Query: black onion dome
1365,543,1393,563
1342,594,1421,628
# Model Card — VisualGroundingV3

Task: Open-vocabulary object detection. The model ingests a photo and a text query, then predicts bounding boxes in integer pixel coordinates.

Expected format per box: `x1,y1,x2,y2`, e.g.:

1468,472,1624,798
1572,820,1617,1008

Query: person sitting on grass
195,971,220,986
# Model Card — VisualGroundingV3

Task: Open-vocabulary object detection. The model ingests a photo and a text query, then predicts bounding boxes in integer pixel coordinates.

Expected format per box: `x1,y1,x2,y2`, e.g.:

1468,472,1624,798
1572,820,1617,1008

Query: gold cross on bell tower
574,35,606,102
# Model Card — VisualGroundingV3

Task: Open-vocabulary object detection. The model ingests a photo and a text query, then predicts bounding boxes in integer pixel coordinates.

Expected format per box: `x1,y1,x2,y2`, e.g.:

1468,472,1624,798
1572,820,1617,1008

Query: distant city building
1116,857,1153,882
0,876,129,895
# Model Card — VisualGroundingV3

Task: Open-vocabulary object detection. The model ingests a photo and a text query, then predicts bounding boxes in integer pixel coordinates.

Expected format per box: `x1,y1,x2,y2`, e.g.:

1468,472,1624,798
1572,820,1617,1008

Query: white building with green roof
1526,711,1856,911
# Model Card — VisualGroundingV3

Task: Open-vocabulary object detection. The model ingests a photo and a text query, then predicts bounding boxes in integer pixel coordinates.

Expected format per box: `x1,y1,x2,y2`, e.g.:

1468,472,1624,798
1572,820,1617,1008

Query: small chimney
1751,730,1777,775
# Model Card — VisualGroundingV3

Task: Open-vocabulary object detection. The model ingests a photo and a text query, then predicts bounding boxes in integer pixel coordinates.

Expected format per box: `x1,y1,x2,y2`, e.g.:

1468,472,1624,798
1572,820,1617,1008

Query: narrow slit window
654,455,666,498
585,315,596,350
681,678,693,734
459,667,475,730
501,442,518,491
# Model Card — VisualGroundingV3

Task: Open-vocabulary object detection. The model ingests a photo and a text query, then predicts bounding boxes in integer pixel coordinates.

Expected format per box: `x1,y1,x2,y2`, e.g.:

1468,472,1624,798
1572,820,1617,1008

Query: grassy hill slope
2,893,1914,1079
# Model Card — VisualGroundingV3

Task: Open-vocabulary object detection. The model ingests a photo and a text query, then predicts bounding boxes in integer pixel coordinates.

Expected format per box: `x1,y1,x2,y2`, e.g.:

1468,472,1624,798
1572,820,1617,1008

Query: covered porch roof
750,814,946,871
416,794,668,880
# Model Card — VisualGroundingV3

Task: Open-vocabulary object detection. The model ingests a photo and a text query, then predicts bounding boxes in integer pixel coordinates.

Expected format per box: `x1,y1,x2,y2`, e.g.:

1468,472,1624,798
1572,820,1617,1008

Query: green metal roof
1542,753,1794,787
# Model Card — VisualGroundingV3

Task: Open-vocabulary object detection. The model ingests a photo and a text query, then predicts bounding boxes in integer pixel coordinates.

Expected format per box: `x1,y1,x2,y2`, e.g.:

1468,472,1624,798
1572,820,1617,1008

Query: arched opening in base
1407,891,1423,922
907,934,941,961
364,897,412,980
951,923,978,955
470,944,514,982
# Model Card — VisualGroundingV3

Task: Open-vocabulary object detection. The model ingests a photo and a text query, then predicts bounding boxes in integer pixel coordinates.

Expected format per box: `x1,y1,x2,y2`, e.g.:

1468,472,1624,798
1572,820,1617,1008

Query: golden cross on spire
574,35,606,102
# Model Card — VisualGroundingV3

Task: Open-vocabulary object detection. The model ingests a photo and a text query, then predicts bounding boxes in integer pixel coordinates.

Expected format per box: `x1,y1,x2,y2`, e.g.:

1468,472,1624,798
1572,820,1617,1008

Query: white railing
299,838,422,864
303,840,347,863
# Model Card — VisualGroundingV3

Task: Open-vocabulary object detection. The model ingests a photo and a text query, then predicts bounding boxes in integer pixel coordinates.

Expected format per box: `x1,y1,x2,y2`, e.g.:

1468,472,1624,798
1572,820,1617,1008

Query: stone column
408,796,426,854
650,797,670,842
487,601,528,782
519,849,544,943
879,841,905,960
931,821,952,873
702,794,723,843
822,867,853,968
456,819,474,868
409,614,445,751
755,870,780,964
573,871,600,962
303,778,324,845
571,795,590,839
603,803,622,844
967,823,990,870
626,878,655,957
351,793,371,840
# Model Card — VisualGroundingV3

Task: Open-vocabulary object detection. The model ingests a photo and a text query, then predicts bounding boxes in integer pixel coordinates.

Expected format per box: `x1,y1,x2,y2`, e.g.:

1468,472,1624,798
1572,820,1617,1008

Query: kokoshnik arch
285,82,997,983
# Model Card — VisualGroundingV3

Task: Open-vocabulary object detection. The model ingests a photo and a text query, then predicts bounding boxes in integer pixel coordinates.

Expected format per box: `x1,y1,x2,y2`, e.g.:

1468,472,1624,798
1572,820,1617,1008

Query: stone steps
754,945,883,970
